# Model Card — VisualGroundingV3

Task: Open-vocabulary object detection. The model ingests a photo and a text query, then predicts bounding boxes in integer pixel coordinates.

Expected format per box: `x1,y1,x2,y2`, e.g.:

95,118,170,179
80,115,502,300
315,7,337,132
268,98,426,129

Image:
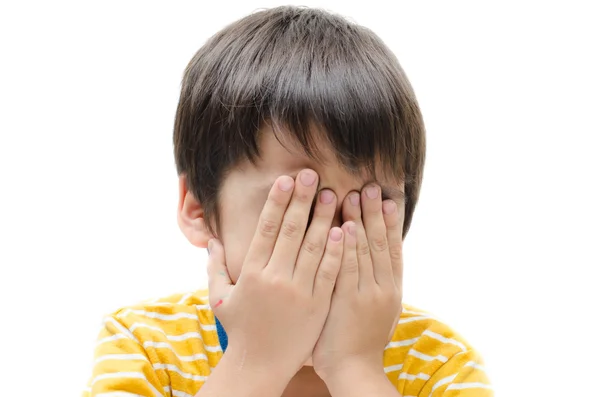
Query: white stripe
95,353,149,364
199,324,217,331
384,364,404,373
178,293,193,304
141,297,161,304
91,372,163,397
466,361,486,371
164,384,199,397
447,382,493,391
172,389,195,397
143,341,209,362
91,372,144,385
386,337,419,348
398,316,430,324
408,348,448,363
130,323,206,343
204,344,222,353
118,309,217,332
118,309,198,321
153,363,208,381
402,309,432,317
196,304,211,311
428,374,457,397
168,331,206,342
398,372,430,381
96,333,128,347
143,339,221,354
139,332,223,353
103,317,140,343
95,393,148,397
131,322,214,336
422,330,467,352
130,322,171,334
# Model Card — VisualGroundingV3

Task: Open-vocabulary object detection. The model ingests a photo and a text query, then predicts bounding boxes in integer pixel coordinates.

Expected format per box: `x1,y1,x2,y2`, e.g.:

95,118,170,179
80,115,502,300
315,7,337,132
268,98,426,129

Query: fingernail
366,186,379,199
300,170,317,186
383,200,397,214
349,193,360,206
330,228,343,241
320,189,334,204
278,177,294,191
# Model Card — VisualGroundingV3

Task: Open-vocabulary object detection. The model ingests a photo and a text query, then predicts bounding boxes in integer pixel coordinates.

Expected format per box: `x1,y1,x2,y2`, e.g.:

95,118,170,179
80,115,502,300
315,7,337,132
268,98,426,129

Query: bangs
189,7,421,184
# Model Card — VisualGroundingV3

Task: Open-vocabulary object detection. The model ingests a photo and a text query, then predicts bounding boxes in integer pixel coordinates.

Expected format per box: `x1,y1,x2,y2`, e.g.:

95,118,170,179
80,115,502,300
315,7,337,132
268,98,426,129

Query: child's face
178,124,404,285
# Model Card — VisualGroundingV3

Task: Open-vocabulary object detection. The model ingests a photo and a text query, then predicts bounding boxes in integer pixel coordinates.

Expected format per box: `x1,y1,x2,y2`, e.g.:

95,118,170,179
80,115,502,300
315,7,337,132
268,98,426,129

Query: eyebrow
258,177,405,202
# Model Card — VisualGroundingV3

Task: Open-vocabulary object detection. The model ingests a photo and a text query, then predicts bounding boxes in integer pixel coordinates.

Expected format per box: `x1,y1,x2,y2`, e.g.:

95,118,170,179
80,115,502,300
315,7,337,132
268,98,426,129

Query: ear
177,174,214,248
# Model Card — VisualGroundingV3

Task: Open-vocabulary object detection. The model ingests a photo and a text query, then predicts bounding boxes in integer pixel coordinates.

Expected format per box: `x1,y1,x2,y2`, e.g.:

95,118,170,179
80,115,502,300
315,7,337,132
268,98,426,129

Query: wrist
220,344,297,391
321,358,386,392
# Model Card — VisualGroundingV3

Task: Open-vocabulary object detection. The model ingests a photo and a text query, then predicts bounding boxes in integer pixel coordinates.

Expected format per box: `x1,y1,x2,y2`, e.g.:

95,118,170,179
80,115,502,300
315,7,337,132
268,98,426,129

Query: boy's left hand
312,184,405,384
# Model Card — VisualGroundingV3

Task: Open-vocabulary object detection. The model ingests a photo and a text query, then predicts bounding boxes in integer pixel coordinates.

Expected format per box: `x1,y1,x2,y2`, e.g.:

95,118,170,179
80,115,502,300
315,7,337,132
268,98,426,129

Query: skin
178,124,405,397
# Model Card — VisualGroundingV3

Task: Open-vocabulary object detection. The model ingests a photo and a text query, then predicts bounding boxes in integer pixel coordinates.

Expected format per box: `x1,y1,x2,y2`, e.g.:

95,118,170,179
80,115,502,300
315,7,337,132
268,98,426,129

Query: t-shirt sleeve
416,349,493,397
82,315,167,397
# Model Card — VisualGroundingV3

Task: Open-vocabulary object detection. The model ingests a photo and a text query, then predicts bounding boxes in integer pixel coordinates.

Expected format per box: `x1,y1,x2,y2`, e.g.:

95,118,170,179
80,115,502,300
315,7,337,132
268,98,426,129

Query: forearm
325,365,399,397
195,347,291,397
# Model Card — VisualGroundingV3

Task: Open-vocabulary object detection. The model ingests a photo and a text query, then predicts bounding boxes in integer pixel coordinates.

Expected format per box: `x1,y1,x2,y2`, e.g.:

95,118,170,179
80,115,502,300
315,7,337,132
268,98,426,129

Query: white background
1,1,598,396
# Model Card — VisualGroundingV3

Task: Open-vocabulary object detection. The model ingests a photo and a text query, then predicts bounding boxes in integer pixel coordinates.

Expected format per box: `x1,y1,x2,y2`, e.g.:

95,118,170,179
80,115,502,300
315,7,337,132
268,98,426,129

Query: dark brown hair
174,5,426,239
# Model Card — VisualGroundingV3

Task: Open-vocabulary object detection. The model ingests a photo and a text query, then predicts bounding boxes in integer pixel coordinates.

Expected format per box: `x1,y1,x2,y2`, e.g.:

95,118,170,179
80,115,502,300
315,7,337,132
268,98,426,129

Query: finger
243,175,295,273
335,220,358,292
313,227,344,299
383,198,405,288
206,239,234,311
342,191,374,290
267,169,319,277
361,184,394,286
293,189,337,290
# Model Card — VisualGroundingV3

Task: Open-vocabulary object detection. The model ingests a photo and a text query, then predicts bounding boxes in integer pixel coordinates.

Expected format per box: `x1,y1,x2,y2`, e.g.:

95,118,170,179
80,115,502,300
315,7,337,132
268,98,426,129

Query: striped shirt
82,290,493,396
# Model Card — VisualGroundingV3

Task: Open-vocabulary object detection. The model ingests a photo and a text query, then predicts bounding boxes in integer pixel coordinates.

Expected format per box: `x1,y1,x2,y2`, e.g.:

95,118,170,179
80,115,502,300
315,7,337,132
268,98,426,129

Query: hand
312,184,405,383
206,169,345,382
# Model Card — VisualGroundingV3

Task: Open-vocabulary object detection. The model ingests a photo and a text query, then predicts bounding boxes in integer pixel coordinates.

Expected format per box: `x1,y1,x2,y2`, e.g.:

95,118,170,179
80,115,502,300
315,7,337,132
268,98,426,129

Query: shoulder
112,289,214,327
106,289,220,355
384,303,492,396
87,289,221,396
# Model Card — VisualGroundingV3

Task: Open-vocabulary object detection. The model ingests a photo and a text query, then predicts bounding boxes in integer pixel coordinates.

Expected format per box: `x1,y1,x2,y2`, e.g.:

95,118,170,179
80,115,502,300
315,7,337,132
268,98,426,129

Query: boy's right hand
206,169,344,381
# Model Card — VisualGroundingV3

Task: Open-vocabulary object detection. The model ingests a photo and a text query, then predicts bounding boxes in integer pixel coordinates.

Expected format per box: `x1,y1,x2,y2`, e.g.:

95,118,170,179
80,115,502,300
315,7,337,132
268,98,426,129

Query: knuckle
269,275,287,287
341,258,358,275
318,265,338,284
357,241,371,256
302,238,324,257
389,243,403,260
258,218,279,238
280,219,302,239
371,235,389,252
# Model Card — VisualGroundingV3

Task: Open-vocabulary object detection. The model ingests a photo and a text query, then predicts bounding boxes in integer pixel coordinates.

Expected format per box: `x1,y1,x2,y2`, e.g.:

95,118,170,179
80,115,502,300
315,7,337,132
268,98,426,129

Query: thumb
206,239,234,311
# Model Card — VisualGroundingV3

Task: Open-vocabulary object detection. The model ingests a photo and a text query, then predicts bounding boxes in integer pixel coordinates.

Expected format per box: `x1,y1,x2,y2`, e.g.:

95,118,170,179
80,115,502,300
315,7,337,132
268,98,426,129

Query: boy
84,6,492,397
